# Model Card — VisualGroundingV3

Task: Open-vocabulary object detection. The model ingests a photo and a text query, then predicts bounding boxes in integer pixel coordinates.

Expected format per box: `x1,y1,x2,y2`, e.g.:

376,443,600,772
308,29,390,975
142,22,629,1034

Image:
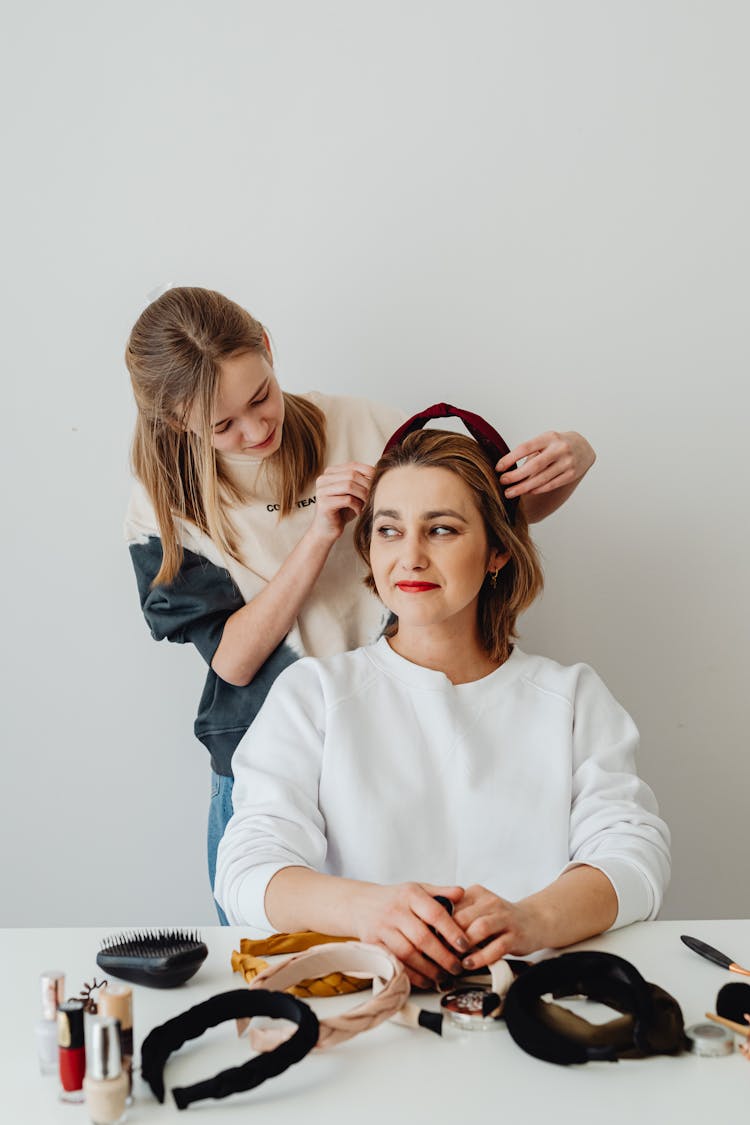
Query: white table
4,920,748,1123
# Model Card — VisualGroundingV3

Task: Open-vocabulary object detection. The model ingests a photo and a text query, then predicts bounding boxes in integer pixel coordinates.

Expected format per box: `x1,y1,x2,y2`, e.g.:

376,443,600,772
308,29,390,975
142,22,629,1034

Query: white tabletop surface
4,920,749,1123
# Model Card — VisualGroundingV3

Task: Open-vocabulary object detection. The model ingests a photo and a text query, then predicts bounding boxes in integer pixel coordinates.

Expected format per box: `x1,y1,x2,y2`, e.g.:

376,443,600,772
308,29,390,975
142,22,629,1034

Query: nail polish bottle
97,985,133,1102
84,1017,128,1125
58,999,86,1102
36,970,65,1075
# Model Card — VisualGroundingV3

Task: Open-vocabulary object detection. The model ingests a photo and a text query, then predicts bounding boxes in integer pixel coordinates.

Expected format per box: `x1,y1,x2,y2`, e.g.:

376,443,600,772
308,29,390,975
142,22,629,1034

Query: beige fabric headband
240,942,410,1049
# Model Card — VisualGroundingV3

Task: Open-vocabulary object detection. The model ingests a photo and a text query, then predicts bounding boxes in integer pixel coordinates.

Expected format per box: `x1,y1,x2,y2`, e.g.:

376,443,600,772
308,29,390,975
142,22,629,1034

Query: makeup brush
680,935,750,978
705,1012,749,1036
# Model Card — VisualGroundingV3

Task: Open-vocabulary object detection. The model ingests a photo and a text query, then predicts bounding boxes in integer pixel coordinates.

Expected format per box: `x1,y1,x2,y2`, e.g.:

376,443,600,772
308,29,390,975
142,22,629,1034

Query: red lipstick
396,582,439,593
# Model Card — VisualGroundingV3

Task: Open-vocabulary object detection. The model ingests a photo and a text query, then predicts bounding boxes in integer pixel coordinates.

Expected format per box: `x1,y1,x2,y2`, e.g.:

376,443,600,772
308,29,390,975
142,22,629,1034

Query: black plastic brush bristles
97,928,208,988
99,928,203,957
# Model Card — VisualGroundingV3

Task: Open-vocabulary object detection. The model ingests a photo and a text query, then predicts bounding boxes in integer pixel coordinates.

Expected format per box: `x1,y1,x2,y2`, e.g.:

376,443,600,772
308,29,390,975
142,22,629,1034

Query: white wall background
2,1,748,926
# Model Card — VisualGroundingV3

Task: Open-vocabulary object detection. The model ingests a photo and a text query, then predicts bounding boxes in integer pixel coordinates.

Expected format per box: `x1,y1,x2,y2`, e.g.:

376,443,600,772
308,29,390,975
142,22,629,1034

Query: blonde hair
354,429,544,662
126,287,326,586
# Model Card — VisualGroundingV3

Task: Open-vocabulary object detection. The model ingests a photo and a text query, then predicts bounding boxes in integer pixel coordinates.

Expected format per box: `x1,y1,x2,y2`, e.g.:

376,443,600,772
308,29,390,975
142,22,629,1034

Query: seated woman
216,408,670,988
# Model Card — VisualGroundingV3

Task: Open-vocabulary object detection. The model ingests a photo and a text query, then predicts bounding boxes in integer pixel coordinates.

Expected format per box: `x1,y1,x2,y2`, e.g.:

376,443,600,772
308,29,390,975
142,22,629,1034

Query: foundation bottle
97,985,133,1101
84,1016,128,1125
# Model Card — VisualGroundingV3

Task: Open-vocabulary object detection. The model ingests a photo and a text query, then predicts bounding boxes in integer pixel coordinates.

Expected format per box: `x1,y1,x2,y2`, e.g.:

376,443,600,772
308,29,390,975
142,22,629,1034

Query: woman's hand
308,462,374,543
451,885,545,968
352,882,469,989
495,431,595,499
450,870,617,968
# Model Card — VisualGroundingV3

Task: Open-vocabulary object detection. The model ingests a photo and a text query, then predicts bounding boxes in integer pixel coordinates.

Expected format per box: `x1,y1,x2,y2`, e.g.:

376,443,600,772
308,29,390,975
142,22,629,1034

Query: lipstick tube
58,999,86,1102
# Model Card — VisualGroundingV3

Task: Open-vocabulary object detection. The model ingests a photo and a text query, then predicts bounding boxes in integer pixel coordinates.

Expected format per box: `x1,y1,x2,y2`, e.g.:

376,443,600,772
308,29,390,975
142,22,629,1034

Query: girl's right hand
352,882,469,988
308,462,375,543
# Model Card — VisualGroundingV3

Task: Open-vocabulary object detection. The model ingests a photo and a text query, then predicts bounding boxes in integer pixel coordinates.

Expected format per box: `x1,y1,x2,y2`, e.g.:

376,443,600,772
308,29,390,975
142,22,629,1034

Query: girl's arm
495,431,596,523
212,462,373,686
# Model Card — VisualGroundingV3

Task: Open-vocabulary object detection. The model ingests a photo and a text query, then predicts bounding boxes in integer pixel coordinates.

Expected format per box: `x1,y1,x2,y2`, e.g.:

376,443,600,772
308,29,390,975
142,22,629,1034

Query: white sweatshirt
216,638,670,934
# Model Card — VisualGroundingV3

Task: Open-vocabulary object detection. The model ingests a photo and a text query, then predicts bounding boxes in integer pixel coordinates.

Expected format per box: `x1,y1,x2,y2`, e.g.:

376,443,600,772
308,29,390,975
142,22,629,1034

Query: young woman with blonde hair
125,289,596,920
216,411,669,983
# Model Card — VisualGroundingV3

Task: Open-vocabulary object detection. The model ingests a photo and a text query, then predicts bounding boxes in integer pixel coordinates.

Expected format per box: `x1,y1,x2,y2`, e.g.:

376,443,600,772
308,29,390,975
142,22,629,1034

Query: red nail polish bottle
58,999,86,1102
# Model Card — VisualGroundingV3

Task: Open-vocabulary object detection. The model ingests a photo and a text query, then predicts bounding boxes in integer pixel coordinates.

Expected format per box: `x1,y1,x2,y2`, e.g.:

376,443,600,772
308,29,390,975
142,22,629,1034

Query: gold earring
489,569,499,588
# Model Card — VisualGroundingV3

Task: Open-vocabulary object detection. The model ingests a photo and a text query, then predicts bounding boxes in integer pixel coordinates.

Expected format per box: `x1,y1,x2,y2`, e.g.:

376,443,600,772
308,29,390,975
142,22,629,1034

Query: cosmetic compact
685,1021,734,1057
440,985,503,1030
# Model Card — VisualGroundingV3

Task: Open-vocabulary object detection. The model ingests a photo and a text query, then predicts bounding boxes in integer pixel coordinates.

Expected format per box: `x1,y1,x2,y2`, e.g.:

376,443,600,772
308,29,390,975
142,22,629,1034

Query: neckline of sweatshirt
363,635,525,698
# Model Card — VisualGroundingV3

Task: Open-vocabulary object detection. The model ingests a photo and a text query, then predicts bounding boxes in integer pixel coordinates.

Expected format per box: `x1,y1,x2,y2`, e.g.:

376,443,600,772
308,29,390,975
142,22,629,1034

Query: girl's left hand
451,884,543,967
495,431,595,499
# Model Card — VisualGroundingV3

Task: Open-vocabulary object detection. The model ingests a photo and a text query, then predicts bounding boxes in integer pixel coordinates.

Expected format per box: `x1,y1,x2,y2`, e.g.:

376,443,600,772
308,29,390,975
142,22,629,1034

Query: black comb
97,929,208,988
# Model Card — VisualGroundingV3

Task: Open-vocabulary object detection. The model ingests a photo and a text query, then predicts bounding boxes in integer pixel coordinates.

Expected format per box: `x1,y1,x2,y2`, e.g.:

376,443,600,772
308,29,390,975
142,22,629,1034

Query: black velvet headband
383,403,519,524
140,988,319,1110
502,952,690,1066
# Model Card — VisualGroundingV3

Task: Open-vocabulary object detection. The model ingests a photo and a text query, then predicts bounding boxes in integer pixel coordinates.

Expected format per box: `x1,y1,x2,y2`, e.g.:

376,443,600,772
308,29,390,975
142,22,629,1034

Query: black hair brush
97,929,208,988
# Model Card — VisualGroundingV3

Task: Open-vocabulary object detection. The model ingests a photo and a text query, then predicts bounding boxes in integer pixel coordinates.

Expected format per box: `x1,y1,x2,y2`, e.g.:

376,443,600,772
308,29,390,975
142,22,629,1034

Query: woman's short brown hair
353,429,544,662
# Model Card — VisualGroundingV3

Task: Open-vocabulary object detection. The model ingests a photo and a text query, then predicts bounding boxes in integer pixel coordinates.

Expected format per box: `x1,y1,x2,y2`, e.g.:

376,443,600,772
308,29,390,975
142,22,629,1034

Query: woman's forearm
454,866,619,971
520,865,618,950
264,866,364,936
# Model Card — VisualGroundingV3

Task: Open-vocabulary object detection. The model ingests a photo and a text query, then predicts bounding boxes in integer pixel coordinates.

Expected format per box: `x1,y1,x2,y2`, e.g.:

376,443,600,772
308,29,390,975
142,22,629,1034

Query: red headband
383,403,519,522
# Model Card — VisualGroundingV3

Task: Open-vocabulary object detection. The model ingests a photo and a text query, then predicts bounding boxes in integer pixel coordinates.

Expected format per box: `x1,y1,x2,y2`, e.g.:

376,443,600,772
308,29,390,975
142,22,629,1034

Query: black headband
140,988,319,1110
383,403,519,524
502,952,689,1065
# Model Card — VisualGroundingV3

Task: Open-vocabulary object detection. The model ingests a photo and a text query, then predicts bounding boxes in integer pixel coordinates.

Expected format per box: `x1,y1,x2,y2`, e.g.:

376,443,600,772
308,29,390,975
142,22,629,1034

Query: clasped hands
354,881,544,990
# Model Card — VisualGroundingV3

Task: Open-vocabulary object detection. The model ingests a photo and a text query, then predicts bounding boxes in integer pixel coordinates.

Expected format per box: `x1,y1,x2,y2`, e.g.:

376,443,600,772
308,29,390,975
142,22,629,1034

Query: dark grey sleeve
129,538,245,666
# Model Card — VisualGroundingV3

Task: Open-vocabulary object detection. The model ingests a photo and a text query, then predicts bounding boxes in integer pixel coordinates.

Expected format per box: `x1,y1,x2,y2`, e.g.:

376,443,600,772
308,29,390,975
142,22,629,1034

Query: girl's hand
495,431,595,499
308,462,374,543
352,882,469,989
451,885,544,968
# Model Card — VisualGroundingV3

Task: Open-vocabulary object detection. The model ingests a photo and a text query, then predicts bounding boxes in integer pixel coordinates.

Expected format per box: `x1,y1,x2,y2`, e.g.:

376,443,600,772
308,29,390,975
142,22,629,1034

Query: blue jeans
207,771,234,926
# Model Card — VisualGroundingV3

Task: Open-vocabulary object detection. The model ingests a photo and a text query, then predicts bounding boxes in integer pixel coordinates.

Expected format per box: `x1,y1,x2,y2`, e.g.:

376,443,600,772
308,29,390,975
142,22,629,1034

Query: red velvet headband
383,403,519,523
